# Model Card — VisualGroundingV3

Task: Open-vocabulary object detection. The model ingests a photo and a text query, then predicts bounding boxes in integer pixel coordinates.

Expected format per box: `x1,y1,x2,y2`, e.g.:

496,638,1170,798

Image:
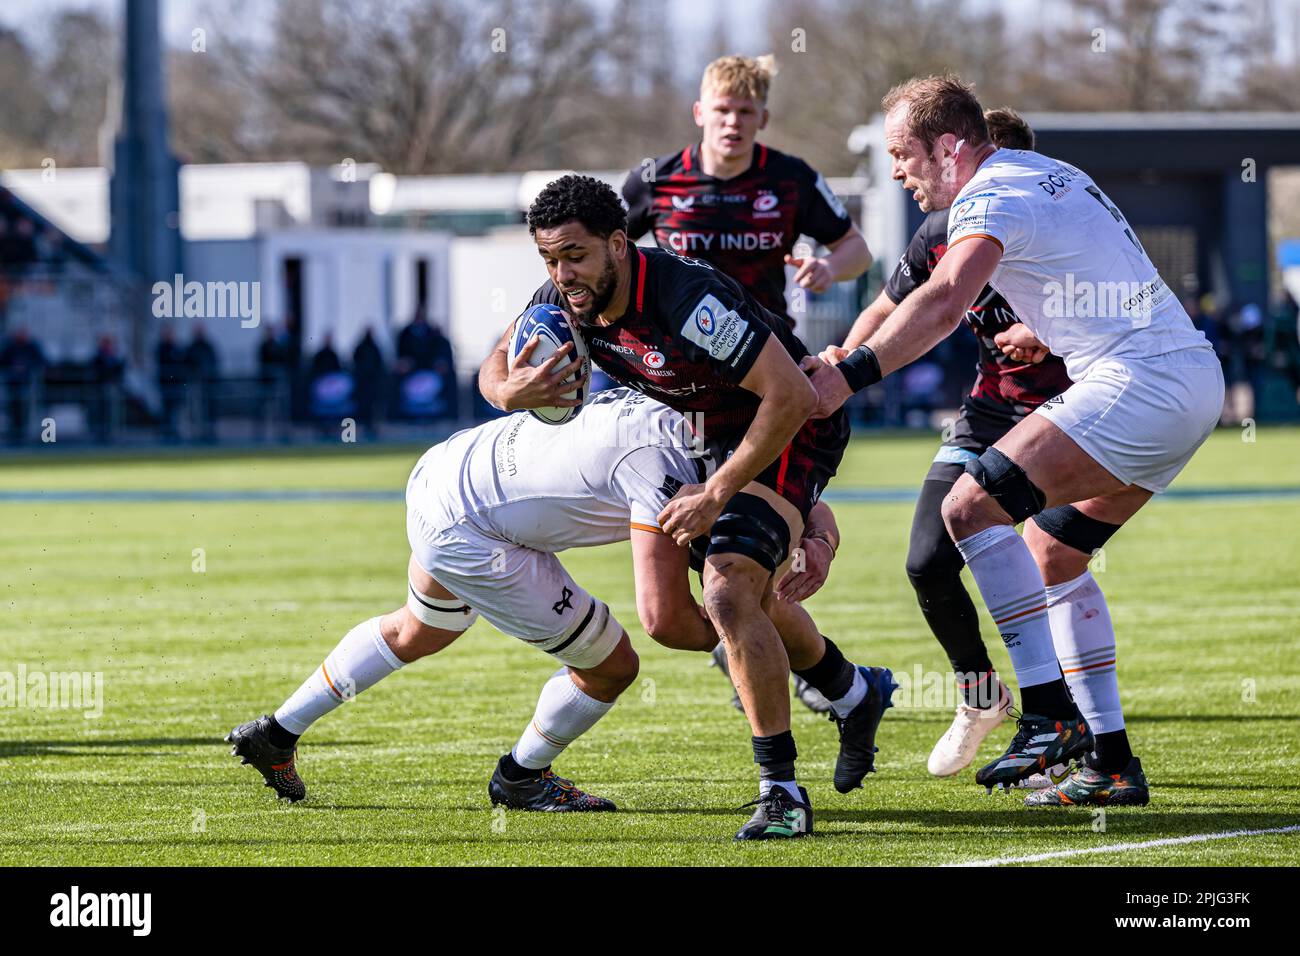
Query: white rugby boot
927,677,1013,777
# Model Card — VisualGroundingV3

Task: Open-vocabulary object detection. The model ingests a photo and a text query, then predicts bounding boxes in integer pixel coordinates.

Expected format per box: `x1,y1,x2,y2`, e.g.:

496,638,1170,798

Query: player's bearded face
559,243,618,324
886,108,958,213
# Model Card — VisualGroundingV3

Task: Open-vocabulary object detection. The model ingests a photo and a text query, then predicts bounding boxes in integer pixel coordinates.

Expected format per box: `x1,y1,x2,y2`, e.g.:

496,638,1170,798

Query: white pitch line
947,824,1300,867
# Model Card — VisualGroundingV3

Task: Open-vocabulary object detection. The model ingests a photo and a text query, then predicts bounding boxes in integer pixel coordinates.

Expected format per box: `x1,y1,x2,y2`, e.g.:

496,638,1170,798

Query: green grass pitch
1,426,1297,866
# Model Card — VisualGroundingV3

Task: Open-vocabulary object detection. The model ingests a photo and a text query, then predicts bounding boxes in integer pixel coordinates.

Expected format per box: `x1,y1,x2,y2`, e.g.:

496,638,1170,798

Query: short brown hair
702,54,777,103
984,107,1035,150
881,74,989,150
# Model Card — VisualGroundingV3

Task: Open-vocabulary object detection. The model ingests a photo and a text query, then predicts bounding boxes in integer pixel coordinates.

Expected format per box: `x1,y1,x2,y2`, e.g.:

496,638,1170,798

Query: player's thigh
990,413,1129,508
429,533,623,671
710,480,805,574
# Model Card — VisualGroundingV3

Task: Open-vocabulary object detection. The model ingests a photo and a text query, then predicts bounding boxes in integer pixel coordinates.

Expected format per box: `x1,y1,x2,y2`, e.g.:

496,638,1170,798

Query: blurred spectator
156,325,188,442
186,324,220,443
90,334,125,444
0,327,46,444
309,334,342,379
352,326,385,436
396,310,458,419
258,323,294,441
1235,302,1266,406
1267,290,1300,408
307,333,353,430
1185,294,1220,354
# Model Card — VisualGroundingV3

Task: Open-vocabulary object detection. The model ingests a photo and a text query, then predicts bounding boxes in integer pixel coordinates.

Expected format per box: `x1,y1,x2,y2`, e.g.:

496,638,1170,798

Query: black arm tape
1032,505,1121,555
837,345,882,393
963,447,1046,523
704,492,791,574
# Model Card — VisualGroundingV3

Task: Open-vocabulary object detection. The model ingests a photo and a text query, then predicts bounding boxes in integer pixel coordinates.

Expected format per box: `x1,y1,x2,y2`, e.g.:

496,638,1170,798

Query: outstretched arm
806,236,1004,418
630,528,717,652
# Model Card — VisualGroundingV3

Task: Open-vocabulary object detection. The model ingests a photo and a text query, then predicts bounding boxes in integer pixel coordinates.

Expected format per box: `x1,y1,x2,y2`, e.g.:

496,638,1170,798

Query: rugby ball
508,303,591,425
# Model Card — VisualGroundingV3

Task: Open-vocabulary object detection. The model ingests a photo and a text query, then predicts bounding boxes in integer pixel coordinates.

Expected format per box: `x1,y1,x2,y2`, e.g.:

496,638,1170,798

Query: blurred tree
760,0,1016,175
1012,0,1251,111
222,0,696,174
40,9,116,166
0,28,51,167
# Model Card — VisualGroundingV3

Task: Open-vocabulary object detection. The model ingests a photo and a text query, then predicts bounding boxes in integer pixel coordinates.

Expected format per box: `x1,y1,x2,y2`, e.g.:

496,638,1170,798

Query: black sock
752,730,798,788
908,477,994,680
1019,678,1075,718
266,716,300,749
499,751,545,782
956,670,999,709
913,578,994,677
792,636,855,703
1090,729,1133,774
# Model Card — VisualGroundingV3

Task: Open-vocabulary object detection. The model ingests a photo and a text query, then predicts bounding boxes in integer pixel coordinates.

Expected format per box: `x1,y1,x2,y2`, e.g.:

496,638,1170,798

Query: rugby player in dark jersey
621,54,871,329
623,54,871,713
823,109,1075,781
480,175,894,840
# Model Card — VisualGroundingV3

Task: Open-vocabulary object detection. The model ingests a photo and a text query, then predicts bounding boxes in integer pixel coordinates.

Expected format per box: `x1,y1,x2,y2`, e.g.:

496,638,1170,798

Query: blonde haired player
622,54,871,330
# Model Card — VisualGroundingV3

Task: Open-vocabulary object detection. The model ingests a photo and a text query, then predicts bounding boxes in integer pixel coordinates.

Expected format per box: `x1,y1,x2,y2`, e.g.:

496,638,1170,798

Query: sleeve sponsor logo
682,293,750,360
950,196,990,232
814,173,848,219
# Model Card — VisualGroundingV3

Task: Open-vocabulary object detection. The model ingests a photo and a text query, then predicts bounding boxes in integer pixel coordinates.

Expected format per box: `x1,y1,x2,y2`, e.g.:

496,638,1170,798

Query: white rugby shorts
405,502,623,670
1032,347,1224,493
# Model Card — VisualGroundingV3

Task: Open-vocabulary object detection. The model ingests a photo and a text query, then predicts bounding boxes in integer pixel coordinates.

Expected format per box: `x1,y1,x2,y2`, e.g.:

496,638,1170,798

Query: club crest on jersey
643,350,666,369
753,192,778,212
683,293,749,360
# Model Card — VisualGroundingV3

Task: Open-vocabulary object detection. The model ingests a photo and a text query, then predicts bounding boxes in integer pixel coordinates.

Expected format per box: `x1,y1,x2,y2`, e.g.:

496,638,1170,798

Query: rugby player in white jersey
809,75,1223,807
226,388,876,822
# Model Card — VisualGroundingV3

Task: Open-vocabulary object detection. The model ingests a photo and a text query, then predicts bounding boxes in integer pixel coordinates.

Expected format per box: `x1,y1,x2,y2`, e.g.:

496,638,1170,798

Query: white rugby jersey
947,149,1210,380
410,388,706,552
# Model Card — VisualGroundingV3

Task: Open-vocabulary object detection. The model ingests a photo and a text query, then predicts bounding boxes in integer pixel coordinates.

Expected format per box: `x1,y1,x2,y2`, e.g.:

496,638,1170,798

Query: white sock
760,779,802,802
273,616,404,735
512,668,615,770
829,667,868,719
1045,571,1124,733
954,525,1061,688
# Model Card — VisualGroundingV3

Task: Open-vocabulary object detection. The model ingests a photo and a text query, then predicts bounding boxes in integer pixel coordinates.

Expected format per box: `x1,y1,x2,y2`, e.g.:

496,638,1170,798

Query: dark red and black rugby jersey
526,246,810,439
884,209,1072,416
621,143,853,325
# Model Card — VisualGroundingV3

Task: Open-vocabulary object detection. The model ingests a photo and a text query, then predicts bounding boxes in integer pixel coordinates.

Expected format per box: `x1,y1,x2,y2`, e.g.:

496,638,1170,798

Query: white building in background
3,160,450,374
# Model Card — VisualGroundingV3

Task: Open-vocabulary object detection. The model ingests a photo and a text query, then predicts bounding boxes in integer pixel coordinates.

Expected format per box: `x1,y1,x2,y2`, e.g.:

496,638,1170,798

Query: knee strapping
1033,505,1121,555
406,581,480,631
963,448,1047,523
